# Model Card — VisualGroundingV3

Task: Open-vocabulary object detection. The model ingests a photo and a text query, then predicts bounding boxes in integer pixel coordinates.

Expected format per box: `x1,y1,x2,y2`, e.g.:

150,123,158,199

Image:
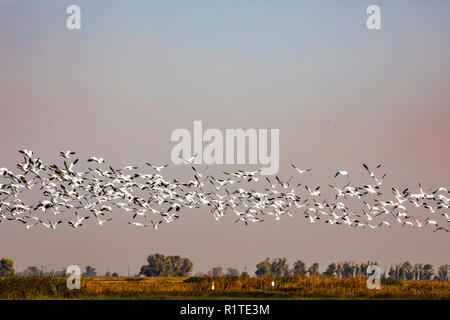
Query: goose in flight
121,166,138,171
402,221,414,228
291,164,312,175
97,217,112,226
60,151,75,159
306,215,319,223
26,222,39,230
325,219,341,225
68,212,89,228
88,157,105,164
34,200,55,213
19,149,33,158
363,163,381,178
0,168,13,176
146,163,168,172
275,176,292,188
179,153,198,164
151,220,162,230
167,203,181,212
305,185,320,196
329,183,350,199
128,222,147,227
378,221,391,228
42,220,63,229
436,187,449,193
334,170,349,178
425,218,438,227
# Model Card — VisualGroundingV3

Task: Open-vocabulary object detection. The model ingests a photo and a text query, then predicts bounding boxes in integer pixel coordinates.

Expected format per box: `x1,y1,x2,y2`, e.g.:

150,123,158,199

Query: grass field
0,276,449,300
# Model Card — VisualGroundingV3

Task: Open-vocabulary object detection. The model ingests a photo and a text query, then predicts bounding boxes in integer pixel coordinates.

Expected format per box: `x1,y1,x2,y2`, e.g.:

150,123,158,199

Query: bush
382,277,403,286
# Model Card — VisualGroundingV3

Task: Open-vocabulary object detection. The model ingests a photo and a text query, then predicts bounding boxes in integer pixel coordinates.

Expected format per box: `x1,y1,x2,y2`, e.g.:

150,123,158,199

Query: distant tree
140,254,193,277
255,258,271,277
111,272,119,277
84,265,97,276
388,266,396,279
323,263,337,277
308,263,320,276
22,266,42,276
0,258,15,277
293,260,308,276
169,255,194,277
423,264,434,280
336,263,343,278
105,271,111,277
342,262,356,278
400,262,413,280
437,265,449,281
241,271,250,278
141,254,170,276
413,263,424,280
271,258,291,277
226,268,240,277
208,267,223,277
359,261,378,278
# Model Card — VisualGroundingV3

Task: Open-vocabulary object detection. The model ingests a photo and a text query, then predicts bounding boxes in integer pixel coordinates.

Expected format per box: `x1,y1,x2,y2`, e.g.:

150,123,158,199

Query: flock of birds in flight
0,149,449,233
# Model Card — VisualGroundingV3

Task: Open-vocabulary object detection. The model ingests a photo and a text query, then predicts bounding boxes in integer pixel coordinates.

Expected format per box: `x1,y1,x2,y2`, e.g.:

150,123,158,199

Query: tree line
1,256,449,281
0,259,119,277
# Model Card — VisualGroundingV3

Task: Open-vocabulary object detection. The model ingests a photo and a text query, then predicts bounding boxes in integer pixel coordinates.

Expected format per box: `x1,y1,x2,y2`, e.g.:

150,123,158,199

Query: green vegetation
1,255,449,299
0,276,449,300
139,254,193,277
0,258,15,277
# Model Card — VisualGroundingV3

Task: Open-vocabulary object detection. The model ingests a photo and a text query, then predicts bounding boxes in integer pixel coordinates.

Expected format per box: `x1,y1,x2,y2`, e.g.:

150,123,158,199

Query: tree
342,262,356,278
141,253,171,276
271,258,291,277
111,272,119,277
324,263,337,277
22,266,42,277
168,255,194,276
413,263,424,280
0,258,15,277
399,262,413,280
437,264,449,281
208,266,223,277
84,265,97,276
388,266,396,279
105,271,111,277
226,268,240,277
241,271,250,278
255,258,271,277
359,261,378,278
422,264,434,280
293,260,308,276
140,254,193,277
308,263,320,276
336,263,343,278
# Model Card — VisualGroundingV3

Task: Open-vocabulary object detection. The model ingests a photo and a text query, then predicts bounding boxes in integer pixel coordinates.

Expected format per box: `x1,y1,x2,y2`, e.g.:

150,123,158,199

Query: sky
0,1,449,275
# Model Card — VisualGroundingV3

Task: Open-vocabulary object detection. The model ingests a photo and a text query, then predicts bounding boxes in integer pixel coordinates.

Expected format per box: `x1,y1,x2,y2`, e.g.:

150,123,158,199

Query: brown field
0,276,449,300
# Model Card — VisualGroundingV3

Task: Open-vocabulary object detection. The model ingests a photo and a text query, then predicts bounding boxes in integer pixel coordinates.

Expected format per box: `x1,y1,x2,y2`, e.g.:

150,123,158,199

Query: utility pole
128,266,130,277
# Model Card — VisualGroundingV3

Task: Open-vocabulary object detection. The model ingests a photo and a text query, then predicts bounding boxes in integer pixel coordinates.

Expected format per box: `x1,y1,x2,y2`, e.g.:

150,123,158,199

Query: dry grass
0,276,449,299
